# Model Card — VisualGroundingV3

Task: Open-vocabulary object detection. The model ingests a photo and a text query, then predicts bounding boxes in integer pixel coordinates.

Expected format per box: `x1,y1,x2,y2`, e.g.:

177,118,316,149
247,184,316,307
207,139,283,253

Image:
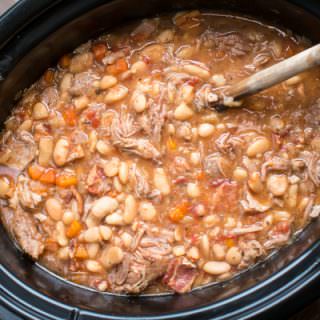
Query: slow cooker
0,1,319,319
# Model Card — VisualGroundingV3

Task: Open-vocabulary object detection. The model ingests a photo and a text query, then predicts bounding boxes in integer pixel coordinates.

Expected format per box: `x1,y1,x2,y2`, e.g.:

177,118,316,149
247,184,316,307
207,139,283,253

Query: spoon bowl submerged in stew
0,10,319,294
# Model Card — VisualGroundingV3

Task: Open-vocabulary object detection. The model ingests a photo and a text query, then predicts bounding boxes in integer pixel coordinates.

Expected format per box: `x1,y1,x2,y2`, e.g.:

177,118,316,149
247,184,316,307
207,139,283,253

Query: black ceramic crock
0,1,319,319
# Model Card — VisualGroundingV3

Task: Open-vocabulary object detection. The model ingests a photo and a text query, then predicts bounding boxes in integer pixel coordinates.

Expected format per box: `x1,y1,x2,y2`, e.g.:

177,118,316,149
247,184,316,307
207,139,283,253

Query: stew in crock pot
1,11,320,294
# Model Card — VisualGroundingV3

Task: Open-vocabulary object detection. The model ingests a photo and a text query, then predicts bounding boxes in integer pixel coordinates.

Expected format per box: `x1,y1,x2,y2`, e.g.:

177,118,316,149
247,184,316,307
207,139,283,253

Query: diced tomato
173,176,188,185
274,221,290,234
186,77,200,86
106,58,128,75
190,234,199,244
86,110,100,128
142,55,151,65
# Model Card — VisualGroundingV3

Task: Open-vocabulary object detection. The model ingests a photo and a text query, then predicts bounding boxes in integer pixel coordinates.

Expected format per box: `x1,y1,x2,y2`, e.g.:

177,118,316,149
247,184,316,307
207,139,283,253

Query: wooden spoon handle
225,43,320,102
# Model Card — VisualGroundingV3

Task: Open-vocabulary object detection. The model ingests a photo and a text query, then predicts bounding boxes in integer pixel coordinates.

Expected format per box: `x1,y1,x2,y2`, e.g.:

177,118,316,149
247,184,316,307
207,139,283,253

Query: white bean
267,174,288,196
203,215,220,228
200,234,210,258
187,246,200,260
0,177,10,198
87,243,100,258
248,172,264,193
225,247,242,265
103,158,119,177
210,74,226,86
56,221,68,246
69,52,93,73
173,245,185,256
233,167,248,182
190,152,201,166
198,123,215,138
99,225,112,241
123,195,137,224
179,84,194,103
58,247,69,260
131,61,148,75
86,260,103,273
154,168,171,195
139,201,157,221
96,140,113,156
62,210,75,225
32,102,49,120
83,227,101,243
38,136,53,167
187,182,200,198
141,44,164,62
212,243,226,260
247,137,270,157
131,91,147,113
286,75,301,86
176,45,194,59
45,198,62,221
105,212,124,225
113,177,123,192
203,261,231,275
104,85,128,104
60,73,73,92
18,119,33,132
287,184,298,208
174,225,184,242
74,96,89,111
121,232,132,248
174,102,194,121
182,64,210,79
53,138,69,166
100,75,117,90
157,29,174,43
100,246,124,268
119,162,129,184
90,196,119,219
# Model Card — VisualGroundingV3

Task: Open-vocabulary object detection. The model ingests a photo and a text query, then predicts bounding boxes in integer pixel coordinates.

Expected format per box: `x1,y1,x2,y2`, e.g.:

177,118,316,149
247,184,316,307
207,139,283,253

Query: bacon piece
163,258,197,293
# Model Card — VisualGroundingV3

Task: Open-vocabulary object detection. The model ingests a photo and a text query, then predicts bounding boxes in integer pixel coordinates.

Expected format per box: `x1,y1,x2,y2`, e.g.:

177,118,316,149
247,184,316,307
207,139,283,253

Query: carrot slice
75,245,89,259
63,106,77,126
39,168,56,185
169,202,189,222
28,165,44,180
66,220,82,238
56,173,78,188
167,137,177,150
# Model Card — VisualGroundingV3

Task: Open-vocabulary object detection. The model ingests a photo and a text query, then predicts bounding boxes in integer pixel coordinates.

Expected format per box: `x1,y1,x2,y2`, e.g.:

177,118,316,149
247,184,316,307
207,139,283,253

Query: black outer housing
0,1,319,319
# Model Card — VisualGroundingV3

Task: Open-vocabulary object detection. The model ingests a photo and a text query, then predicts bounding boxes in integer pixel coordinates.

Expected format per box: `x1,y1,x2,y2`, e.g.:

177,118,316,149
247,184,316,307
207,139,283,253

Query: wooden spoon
215,43,320,109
